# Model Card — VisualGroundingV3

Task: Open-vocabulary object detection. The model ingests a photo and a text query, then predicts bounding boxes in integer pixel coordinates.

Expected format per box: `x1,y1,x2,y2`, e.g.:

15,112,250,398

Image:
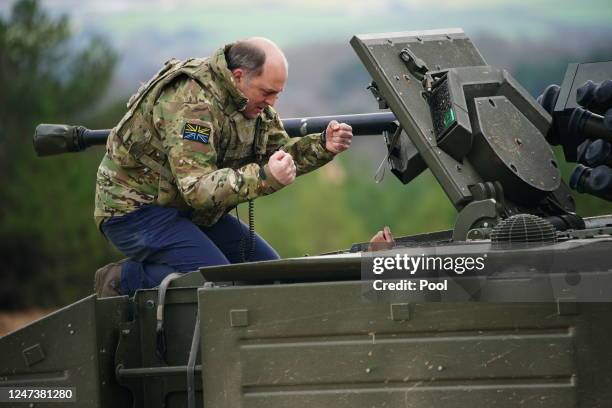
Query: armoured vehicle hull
1,236,612,407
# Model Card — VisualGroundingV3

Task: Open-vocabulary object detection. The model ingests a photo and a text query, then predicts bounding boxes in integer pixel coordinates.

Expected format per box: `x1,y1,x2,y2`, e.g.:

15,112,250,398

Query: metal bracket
367,81,389,109
399,48,429,81
453,199,500,241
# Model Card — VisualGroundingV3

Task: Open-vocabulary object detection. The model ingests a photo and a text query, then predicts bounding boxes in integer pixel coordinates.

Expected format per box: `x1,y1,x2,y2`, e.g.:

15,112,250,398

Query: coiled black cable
236,200,255,262
247,199,255,261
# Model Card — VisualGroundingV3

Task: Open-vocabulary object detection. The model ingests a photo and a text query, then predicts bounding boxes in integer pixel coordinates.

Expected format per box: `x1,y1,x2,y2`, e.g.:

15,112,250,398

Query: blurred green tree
0,0,118,308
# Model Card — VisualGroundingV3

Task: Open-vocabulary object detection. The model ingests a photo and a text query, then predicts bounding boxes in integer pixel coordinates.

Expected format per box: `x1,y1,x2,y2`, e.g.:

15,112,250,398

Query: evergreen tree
0,0,117,308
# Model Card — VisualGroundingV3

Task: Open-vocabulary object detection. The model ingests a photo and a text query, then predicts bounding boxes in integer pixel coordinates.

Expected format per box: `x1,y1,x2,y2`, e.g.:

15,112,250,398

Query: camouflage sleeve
264,110,336,176
153,78,285,213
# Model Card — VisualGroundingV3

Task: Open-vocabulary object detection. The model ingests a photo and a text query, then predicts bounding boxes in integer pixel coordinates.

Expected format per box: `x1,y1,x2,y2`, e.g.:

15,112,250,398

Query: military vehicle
1,28,612,408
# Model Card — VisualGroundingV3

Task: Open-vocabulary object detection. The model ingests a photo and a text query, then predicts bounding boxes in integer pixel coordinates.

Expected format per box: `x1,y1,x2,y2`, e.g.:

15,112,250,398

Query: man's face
233,63,287,119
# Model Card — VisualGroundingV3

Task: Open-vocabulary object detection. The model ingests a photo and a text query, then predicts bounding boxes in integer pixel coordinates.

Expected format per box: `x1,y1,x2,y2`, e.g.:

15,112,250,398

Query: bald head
227,37,289,118
226,37,288,79
245,37,288,72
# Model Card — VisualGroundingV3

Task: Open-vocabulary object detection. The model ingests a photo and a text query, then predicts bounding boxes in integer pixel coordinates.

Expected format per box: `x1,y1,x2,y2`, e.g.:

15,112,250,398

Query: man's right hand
268,150,296,185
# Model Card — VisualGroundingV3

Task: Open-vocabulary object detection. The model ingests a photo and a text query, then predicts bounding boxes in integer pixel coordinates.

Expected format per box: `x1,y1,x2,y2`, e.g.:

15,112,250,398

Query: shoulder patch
182,122,211,144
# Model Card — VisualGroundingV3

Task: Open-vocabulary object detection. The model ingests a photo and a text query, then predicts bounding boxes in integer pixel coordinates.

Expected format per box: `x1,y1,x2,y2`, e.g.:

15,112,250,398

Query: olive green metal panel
171,270,206,288
199,283,612,408
351,29,486,206
0,295,130,407
95,296,133,407
114,287,201,408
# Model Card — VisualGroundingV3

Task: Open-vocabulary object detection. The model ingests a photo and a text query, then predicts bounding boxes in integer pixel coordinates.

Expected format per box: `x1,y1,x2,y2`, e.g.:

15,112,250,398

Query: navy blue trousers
101,205,279,295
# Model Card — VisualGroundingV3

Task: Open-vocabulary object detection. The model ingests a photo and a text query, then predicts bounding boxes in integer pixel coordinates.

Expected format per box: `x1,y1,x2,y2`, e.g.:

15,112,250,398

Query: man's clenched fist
325,120,353,154
268,150,296,186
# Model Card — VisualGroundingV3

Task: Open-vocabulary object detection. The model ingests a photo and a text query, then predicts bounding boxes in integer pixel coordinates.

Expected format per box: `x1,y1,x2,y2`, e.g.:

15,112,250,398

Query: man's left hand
325,120,353,154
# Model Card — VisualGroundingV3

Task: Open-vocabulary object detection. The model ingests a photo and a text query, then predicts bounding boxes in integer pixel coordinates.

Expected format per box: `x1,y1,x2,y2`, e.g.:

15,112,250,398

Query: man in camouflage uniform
94,38,353,297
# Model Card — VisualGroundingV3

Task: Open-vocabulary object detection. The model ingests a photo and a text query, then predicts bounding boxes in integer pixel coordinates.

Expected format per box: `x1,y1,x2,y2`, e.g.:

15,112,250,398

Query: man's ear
231,68,244,84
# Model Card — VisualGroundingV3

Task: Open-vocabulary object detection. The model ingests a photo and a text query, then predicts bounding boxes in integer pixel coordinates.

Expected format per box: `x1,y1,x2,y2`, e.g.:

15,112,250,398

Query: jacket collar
208,44,249,112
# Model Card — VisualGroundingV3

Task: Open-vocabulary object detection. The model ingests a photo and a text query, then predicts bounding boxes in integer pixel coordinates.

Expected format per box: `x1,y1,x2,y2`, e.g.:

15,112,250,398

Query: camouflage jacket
94,45,335,227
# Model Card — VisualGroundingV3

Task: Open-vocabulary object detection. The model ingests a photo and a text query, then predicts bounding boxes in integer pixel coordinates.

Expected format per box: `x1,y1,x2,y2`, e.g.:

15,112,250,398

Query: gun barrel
83,129,112,147
33,112,398,157
283,112,397,136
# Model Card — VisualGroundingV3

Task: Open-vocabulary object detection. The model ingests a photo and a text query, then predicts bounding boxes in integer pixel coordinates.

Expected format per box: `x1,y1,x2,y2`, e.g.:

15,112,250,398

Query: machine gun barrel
33,112,398,157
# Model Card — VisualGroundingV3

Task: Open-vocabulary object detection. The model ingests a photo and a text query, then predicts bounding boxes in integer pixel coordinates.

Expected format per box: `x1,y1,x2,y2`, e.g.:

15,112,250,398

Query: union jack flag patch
182,122,211,144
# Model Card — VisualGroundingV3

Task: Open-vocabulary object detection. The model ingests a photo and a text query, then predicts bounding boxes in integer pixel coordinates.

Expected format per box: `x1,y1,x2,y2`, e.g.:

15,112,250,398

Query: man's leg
200,213,280,263
101,205,229,295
